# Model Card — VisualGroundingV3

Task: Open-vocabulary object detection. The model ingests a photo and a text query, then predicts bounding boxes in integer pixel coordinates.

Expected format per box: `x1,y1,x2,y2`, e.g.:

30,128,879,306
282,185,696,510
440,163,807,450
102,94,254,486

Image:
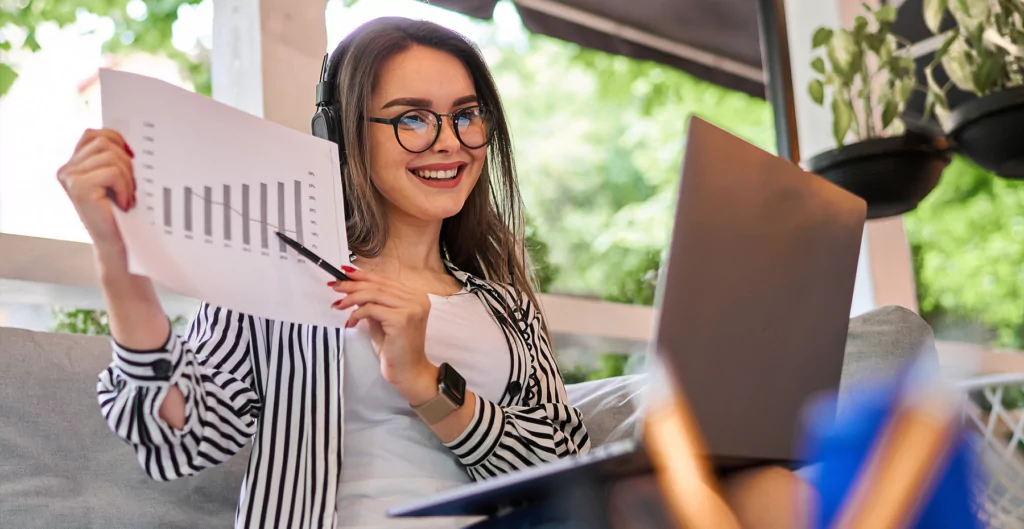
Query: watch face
438,363,466,406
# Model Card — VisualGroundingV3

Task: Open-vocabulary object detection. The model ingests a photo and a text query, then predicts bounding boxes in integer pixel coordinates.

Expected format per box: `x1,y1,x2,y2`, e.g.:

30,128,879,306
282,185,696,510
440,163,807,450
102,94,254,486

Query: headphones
311,39,354,164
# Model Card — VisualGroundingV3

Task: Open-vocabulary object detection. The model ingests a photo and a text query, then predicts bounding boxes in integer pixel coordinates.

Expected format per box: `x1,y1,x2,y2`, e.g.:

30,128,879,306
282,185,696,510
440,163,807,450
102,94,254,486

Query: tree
905,156,1024,348
482,31,775,300
0,0,211,96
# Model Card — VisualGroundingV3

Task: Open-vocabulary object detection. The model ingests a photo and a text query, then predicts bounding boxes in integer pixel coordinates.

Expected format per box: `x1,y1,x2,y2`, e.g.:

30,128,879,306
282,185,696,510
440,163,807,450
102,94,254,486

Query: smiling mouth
410,166,463,181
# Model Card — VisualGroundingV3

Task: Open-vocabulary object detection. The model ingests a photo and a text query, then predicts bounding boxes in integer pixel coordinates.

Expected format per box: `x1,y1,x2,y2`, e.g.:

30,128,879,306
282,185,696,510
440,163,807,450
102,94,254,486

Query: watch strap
411,392,460,425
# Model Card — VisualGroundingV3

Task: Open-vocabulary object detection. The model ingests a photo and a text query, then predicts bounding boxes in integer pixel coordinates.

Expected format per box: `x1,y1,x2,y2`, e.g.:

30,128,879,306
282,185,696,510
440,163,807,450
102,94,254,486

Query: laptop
388,116,867,520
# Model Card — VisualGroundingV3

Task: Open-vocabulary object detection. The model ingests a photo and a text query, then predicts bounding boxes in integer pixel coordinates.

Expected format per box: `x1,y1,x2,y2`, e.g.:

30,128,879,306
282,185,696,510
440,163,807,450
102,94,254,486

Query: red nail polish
327,281,335,286
342,266,356,274
124,143,135,158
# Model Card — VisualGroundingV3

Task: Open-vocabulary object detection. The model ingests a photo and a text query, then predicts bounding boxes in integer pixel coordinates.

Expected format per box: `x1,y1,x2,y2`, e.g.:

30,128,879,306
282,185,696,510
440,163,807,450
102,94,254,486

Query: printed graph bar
184,186,193,232
242,184,250,245
294,180,303,244
277,182,286,252
203,186,212,237
223,184,232,242
260,183,268,249
162,188,171,228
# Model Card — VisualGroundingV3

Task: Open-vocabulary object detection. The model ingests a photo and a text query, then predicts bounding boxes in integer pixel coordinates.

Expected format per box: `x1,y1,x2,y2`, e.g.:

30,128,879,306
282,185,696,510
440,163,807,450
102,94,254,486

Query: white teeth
413,168,459,180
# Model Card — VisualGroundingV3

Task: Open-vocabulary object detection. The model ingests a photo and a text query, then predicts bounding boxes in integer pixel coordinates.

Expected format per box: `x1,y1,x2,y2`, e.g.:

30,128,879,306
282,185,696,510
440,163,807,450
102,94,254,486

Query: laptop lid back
650,117,866,465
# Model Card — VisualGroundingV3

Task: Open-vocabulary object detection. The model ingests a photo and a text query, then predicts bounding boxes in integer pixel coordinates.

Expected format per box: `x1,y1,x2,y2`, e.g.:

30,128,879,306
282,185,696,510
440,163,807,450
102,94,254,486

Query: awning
423,0,768,98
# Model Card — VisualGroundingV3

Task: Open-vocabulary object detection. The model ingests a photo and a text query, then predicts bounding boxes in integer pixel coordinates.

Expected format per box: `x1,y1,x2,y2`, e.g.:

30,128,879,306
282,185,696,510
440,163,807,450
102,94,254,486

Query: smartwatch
411,363,466,424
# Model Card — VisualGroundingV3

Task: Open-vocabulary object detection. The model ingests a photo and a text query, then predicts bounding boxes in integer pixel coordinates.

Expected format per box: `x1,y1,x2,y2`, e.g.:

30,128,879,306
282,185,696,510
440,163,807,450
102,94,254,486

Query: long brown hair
332,17,540,307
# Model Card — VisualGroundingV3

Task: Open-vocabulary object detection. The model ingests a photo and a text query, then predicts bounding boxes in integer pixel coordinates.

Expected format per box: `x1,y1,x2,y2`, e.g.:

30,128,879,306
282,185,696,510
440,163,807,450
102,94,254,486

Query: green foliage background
9,0,1024,377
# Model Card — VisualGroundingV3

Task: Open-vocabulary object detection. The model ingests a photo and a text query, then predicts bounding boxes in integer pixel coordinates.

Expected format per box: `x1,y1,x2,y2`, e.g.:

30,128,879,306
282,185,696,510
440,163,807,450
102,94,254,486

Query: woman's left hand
330,267,438,404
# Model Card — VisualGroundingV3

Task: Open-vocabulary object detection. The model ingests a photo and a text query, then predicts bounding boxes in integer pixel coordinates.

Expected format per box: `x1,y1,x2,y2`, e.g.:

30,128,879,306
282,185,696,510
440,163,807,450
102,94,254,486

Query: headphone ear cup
312,105,346,165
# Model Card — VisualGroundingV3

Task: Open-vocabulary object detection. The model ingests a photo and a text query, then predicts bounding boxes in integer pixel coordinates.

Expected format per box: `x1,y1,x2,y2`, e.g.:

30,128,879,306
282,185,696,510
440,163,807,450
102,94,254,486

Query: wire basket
959,373,1024,528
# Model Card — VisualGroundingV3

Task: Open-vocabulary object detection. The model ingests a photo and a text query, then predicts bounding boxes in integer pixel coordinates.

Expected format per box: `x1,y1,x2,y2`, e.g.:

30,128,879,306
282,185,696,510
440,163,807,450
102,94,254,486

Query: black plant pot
803,131,951,219
947,86,1024,179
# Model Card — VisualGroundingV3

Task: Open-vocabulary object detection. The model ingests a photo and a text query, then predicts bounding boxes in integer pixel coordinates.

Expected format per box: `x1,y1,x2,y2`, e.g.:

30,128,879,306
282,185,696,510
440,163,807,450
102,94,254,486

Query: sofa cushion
0,327,249,529
566,375,648,447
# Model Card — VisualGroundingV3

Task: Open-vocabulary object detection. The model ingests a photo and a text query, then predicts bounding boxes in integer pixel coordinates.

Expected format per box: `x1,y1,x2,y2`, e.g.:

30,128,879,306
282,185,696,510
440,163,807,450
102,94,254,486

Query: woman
59,17,590,529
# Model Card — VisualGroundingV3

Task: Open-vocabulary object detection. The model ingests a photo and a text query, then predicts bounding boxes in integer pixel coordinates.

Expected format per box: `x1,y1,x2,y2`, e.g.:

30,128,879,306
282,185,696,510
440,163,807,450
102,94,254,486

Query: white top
336,289,512,529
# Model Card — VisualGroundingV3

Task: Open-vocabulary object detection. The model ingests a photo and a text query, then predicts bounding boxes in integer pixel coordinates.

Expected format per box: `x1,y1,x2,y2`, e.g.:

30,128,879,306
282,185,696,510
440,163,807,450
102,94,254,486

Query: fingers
346,303,398,329
75,148,133,187
330,278,414,300
76,128,130,155
338,266,405,289
82,166,133,211
60,131,136,210
331,288,407,311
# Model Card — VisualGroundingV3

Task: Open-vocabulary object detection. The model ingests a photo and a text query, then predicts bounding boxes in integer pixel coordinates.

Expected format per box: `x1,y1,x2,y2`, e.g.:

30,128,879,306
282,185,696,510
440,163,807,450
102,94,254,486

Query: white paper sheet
100,69,352,327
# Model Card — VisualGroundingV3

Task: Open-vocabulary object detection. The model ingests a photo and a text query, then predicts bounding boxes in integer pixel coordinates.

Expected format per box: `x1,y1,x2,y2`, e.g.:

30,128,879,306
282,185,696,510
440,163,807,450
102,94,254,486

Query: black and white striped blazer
96,263,591,528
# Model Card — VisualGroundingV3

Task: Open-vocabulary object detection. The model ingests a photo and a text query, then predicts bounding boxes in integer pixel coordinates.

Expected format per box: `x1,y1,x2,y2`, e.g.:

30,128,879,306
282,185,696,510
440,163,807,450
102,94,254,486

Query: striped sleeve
444,291,591,480
96,302,260,482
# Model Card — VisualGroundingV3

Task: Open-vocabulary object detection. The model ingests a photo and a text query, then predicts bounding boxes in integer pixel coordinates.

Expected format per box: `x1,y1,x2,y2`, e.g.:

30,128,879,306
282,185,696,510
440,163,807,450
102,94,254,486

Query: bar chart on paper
100,69,350,326
149,178,327,255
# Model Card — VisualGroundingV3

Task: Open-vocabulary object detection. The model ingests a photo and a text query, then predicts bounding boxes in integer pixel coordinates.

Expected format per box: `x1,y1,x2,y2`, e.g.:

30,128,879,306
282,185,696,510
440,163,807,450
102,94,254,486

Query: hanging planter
804,4,950,218
804,131,951,219
921,0,1024,179
946,86,1024,179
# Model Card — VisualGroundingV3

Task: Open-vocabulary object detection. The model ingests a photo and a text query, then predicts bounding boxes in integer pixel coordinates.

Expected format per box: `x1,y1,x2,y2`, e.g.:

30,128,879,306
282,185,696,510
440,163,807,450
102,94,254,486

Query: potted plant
804,4,952,219
922,0,1024,179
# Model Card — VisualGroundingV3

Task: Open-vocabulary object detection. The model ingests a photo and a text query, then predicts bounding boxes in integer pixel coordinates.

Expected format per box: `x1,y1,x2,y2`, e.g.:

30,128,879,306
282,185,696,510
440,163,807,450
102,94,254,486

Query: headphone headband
315,54,333,107
316,38,353,107
312,38,354,163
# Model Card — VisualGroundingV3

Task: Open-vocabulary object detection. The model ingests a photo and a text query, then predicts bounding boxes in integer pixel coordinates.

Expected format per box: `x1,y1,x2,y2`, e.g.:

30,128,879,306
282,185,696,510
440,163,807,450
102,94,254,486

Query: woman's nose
431,117,461,153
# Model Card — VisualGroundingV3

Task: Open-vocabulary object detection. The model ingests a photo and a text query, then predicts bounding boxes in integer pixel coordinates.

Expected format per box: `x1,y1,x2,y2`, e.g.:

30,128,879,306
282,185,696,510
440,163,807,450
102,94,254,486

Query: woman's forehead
372,46,476,108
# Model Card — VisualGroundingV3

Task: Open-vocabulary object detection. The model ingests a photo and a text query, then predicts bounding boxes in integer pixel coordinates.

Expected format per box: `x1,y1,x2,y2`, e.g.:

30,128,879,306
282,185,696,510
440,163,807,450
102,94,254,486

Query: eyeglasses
367,105,492,153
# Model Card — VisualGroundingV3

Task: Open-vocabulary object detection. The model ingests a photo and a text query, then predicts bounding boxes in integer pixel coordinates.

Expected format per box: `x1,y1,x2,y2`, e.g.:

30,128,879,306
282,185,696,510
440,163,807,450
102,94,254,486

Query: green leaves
808,79,825,104
942,37,979,92
924,0,1021,99
896,77,914,102
812,28,834,49
876,5,898,24
0,62,17,96
973,47,1008,93
904,156,1024,349
881,97,899,129
811,56,826,74
923,0,949,34
828,29,862,83
832,97,854,146
809,2,918,147
950,0,990,34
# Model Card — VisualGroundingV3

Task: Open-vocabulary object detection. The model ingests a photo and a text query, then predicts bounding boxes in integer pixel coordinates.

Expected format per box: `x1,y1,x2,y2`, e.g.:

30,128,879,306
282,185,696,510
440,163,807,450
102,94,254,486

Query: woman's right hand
57,128,137,253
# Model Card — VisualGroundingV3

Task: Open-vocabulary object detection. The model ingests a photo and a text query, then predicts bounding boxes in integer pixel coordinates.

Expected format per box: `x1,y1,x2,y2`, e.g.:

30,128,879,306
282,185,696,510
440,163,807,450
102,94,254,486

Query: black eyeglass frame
366,105,493,153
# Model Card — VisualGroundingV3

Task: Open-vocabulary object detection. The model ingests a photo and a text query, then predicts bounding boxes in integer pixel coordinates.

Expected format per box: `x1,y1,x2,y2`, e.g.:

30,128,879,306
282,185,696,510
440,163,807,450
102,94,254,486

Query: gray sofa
0,306,936,528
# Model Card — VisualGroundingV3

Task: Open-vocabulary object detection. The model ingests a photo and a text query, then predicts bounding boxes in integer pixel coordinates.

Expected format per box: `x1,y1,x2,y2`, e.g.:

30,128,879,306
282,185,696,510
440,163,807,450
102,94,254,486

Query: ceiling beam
513,0,765,83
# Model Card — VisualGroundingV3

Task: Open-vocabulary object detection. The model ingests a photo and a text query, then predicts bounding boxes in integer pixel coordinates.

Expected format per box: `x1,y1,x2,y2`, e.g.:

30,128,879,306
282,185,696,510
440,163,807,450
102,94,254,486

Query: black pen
274,231,350,282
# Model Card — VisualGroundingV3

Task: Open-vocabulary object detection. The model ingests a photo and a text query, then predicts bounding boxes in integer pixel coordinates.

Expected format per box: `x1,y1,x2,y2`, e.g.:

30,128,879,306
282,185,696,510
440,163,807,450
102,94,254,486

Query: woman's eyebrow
451,95,478,106
381,97,431,109
380,95,479,110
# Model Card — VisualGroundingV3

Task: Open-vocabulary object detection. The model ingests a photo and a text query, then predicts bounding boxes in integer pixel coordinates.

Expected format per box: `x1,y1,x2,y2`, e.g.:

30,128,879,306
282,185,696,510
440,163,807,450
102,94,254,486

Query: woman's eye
460,108,483,120
398,113,431,129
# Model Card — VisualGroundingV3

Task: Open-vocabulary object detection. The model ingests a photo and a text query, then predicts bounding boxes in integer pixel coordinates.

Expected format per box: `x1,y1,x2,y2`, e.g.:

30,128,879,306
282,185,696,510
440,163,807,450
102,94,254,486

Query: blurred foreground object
802,355,981,529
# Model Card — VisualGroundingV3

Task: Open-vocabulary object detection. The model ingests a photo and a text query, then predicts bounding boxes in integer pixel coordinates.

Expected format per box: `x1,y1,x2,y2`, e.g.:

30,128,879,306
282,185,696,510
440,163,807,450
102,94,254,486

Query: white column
785,0,920,316
211,0,327,133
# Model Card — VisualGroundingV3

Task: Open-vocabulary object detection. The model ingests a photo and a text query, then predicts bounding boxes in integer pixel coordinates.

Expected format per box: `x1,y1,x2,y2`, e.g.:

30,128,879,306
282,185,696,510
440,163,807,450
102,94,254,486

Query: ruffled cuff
110,326,183,387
